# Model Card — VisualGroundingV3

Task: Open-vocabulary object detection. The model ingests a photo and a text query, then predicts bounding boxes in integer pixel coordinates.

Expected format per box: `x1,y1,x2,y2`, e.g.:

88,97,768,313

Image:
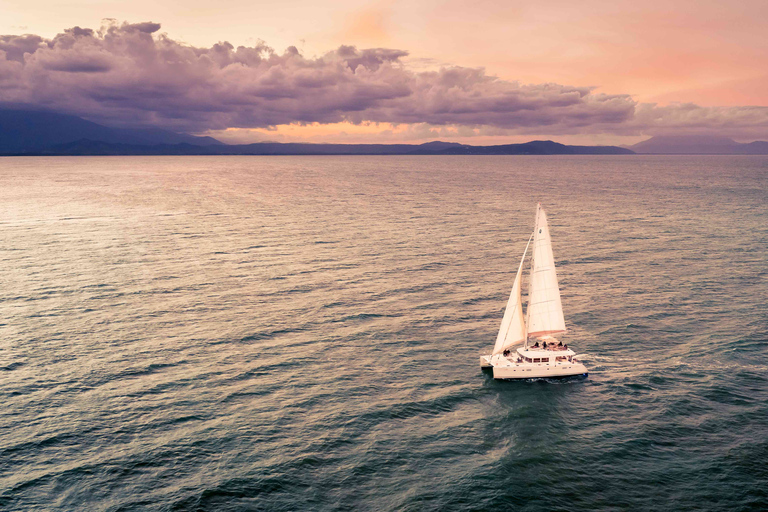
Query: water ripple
0,155,766,511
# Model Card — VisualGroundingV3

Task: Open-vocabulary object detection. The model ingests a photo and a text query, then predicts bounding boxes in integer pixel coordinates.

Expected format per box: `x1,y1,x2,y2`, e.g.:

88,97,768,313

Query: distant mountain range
0,109,632,156
0,109,222,153
628,135,768,154
3,108,767,156
33,138,634,156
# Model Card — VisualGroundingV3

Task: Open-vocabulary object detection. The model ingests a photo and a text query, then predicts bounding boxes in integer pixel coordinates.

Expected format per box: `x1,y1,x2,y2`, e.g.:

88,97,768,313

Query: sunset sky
1,0,767,144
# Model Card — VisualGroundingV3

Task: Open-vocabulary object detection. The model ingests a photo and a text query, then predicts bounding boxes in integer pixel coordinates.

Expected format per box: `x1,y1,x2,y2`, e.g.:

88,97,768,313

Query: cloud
0,34,46,63
0,20,767,139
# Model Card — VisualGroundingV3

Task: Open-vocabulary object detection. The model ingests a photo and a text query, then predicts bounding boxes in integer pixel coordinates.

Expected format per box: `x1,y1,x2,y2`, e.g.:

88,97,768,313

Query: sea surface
1,155,766,511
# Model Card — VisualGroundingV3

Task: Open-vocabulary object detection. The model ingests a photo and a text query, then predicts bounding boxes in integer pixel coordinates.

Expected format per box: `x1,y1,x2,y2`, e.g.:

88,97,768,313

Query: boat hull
492,363,587,379
480,354,587,379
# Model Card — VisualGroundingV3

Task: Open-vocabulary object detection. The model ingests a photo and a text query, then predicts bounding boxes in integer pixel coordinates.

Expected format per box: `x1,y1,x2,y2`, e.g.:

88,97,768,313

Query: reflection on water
0,155,766,511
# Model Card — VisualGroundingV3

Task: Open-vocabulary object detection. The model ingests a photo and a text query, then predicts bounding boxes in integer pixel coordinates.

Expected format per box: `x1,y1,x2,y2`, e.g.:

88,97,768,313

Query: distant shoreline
4,110,768,156
6,150,768,157
0,139,634,157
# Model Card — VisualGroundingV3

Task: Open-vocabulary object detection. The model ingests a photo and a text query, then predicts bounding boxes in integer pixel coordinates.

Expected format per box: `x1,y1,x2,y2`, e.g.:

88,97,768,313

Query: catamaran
480,204,588,380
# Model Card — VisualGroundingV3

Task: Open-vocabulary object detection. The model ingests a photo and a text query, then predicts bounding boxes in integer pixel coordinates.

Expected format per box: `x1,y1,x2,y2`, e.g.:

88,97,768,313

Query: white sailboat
480,204,588,380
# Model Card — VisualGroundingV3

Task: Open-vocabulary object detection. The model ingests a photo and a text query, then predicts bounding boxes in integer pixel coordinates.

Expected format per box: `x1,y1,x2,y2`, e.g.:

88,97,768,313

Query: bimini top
517,346,574,357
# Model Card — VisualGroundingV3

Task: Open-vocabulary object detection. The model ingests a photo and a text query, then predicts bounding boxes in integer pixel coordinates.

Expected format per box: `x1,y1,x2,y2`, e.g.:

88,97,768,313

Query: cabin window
542,358,549,363
533,358,541,363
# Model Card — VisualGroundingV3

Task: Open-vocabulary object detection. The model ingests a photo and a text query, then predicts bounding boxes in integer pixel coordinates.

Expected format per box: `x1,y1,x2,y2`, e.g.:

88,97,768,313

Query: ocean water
0,155,766,511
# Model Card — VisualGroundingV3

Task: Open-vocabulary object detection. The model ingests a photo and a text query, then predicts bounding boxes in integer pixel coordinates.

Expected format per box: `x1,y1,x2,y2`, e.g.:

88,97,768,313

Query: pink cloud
0,20,767,139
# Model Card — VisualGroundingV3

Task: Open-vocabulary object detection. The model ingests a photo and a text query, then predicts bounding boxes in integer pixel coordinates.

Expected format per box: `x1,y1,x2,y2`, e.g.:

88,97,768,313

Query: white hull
480,348,588,380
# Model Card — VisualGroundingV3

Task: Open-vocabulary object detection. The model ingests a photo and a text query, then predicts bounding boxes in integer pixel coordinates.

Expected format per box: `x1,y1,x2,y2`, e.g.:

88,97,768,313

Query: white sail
526,204,566,338
493,234,533,355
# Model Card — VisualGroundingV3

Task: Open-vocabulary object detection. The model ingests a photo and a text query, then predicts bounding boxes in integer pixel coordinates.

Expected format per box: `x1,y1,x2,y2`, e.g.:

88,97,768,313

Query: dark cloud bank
1,21,767,138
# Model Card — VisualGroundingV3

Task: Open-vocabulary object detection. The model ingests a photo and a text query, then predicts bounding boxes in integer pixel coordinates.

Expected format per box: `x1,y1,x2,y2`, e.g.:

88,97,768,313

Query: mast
524,204,540,349
526,203,566,339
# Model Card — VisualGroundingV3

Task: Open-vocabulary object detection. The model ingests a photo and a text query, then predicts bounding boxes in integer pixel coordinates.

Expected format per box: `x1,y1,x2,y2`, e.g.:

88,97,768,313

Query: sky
1,0,767,144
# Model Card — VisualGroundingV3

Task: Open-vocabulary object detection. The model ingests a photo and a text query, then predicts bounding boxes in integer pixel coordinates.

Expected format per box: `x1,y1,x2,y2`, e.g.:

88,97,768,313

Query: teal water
0,155,766,511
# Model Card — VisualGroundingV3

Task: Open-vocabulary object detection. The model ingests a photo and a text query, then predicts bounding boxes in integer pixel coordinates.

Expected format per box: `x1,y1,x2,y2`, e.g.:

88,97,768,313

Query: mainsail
526,204,566,338
492,234,533,355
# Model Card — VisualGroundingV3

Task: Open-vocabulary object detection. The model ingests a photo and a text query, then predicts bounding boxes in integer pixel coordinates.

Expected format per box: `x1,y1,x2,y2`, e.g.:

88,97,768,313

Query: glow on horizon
204,123,649,146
